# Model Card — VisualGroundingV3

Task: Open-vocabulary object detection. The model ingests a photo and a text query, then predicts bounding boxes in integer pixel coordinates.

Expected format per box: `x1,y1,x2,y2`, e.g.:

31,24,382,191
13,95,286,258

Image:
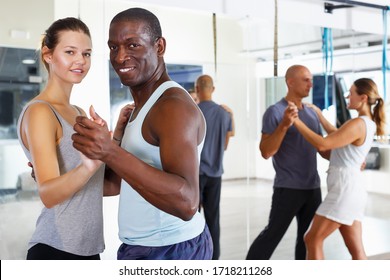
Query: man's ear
285,78,293,89
156,37,166,57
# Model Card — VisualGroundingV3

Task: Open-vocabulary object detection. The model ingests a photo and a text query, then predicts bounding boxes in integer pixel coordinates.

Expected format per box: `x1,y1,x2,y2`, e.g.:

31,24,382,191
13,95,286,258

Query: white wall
1,0,54,49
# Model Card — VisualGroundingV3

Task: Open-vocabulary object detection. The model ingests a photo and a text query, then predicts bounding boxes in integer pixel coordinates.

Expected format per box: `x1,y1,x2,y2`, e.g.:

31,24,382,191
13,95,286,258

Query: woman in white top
292,78,385,259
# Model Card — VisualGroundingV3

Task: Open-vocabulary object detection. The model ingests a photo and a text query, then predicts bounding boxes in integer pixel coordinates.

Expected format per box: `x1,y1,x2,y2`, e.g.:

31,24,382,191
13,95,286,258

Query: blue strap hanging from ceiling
322,27,333,109
213,13,217,77
382,7,390,102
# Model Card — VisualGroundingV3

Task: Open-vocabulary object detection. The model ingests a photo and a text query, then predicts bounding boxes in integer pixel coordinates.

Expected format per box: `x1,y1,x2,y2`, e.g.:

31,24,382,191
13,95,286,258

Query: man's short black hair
111,7,162,42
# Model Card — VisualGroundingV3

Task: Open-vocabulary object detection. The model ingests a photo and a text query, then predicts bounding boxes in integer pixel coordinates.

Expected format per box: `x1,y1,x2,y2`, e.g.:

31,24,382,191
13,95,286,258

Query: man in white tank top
72,8,212,260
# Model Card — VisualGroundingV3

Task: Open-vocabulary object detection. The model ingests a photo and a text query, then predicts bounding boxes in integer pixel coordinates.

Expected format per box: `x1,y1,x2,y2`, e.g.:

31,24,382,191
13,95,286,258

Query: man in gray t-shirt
196,74,234,260
246,65,329,260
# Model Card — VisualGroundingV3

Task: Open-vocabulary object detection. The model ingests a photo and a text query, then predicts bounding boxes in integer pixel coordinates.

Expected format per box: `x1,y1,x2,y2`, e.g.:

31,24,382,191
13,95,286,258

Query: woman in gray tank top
17,17,106,260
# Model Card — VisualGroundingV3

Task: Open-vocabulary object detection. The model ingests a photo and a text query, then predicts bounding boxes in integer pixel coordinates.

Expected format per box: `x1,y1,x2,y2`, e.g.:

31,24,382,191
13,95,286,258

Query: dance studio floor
1,178,390,260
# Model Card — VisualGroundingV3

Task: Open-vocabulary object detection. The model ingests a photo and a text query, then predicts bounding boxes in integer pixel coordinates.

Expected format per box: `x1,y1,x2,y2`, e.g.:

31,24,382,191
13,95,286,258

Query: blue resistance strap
322,27,333,109
382,7,390,101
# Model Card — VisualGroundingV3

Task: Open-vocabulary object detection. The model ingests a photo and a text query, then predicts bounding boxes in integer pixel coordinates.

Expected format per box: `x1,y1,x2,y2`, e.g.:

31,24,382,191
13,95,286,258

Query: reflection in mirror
0,47,41,139
166,64,202,91
108,63,133,130
0,47,41,260
245,20,386,64
337,70,390,140
255,21,389,140
0,46,41,200
108,63,202,129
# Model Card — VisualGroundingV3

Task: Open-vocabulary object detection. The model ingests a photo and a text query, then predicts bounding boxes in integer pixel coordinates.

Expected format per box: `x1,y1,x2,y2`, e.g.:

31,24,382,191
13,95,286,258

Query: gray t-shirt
262,98,321,190
17,100,105,256
199,101,232,177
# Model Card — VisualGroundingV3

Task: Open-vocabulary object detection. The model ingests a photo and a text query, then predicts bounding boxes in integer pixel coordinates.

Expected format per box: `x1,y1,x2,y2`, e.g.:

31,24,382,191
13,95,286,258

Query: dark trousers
27,243,100,260
246,187,322,260
199,175,221,260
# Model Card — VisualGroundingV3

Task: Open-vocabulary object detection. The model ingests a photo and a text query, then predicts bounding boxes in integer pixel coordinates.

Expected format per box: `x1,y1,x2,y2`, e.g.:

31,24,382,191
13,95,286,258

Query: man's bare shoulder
154,87,201,117
144,87,204,144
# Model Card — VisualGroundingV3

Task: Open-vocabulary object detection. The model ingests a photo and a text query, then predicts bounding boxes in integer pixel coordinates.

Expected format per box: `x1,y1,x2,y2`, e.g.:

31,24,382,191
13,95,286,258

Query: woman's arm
306,103,337,135
21,103,102,208
294,117,366,151
220,104,235,150
260,104,298,159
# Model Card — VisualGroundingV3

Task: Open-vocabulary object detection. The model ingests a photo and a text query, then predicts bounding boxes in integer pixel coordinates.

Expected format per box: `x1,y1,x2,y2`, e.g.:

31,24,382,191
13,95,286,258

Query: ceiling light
22,58,36,65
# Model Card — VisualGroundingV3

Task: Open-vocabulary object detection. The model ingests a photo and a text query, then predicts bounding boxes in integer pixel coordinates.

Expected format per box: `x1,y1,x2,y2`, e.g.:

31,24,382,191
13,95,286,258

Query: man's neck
198,97,212,102
197,91,213,102
284,95,303,109
130,69,170,108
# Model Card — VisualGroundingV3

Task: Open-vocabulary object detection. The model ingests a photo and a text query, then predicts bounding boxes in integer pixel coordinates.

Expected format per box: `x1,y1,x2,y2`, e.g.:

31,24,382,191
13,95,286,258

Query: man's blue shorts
117,225,213,260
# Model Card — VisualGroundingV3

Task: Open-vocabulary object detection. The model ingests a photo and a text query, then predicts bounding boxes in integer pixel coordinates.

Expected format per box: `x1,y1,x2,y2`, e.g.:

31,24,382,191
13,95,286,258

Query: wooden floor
1,178,390,260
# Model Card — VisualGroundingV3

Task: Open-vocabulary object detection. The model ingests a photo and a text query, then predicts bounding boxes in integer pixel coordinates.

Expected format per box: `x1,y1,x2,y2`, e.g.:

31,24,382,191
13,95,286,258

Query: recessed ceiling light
22,58,36,65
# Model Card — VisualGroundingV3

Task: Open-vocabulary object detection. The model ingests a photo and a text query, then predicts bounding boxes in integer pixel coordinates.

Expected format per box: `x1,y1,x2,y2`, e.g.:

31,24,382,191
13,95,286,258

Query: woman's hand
305,103,321,116
89,105,106,127
79,151,103,173
112,103,135,142
27,162,36,181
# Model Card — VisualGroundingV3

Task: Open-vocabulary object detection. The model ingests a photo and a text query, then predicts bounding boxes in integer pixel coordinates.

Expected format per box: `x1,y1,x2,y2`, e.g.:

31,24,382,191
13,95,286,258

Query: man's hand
283,101,298,127
112,103,135,142
72,114,112,160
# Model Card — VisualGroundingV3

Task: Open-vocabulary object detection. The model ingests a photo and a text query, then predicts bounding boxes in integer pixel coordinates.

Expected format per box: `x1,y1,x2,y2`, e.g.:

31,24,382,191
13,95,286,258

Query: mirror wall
0,0,389,260
0,47,41,140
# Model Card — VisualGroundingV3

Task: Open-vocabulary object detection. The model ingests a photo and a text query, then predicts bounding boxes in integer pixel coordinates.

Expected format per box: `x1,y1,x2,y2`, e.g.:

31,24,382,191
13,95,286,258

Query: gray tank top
17,100,105,256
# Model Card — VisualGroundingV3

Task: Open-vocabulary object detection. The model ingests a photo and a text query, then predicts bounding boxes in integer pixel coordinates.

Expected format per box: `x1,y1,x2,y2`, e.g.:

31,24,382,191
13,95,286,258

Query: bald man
246,65,328,260
196,74,234,260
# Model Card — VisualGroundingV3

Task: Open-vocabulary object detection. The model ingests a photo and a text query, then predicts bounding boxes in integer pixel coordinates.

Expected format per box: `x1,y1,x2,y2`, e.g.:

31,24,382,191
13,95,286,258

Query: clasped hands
72,104,134,160
28,104,134,180
284,101,319,127
283,101,299,127
71,105,111,161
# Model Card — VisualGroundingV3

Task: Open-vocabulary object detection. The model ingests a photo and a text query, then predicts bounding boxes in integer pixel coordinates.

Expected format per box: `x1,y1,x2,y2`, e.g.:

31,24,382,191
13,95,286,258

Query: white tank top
118,81,206,246
329,116,376,169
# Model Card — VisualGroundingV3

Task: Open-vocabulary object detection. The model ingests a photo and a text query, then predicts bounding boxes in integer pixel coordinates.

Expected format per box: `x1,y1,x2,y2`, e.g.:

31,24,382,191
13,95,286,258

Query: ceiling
136,0,389,61
1,0,388,81
241,20,386,62
136,0,390,18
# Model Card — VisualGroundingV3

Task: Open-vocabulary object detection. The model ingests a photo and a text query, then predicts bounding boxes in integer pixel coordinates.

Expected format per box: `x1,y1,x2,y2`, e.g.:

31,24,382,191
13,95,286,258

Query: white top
118,81,206,246
316,116,376,225
329,116,376,170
